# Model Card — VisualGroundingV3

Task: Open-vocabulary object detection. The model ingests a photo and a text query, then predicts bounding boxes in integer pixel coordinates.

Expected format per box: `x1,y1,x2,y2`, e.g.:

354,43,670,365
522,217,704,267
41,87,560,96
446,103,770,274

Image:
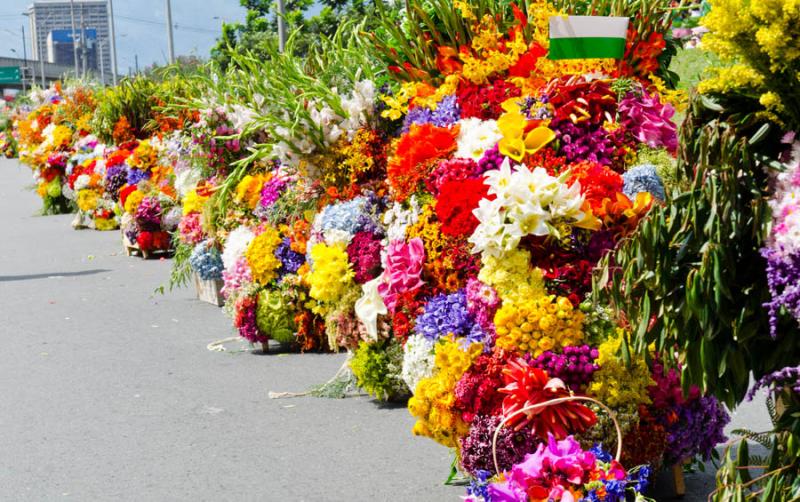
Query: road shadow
0,269,111,282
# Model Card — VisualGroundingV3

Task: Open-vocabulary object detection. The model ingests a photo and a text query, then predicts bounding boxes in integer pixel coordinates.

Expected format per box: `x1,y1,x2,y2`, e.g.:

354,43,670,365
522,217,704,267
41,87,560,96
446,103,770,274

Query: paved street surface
0,158,771,501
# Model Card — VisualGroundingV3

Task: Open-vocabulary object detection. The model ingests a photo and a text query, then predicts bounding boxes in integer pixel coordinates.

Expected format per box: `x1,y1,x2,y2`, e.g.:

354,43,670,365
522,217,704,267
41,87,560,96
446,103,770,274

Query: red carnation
435,178,491,237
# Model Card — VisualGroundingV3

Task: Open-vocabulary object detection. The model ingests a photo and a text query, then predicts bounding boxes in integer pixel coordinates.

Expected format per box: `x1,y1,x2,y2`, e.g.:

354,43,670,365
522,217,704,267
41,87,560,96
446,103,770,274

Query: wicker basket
193,272,224,307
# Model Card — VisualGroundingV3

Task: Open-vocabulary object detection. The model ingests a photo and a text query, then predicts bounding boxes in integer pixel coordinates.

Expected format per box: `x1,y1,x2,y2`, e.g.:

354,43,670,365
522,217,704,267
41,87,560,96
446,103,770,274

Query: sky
0,0,248,73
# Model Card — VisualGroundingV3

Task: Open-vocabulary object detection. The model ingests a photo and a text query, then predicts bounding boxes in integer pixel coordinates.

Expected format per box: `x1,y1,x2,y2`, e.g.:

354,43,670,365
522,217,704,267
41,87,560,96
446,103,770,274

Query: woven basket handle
491,396,622,475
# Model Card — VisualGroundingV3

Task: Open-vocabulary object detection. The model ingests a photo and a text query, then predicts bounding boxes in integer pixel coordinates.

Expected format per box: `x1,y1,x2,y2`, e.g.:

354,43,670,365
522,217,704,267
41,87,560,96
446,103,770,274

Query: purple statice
623,164,667,201
275,237,305,277
553,120,620,166
478,144,506,174
532,345,599,391
402,95,461,133
104,164,128,200
664,395,729,465
134,196,163,231
761,247,800,339
126,167,149,185
414,289,473,341
430,94,461,126
402,106,434,133
748,365,800,400
459,414,539,476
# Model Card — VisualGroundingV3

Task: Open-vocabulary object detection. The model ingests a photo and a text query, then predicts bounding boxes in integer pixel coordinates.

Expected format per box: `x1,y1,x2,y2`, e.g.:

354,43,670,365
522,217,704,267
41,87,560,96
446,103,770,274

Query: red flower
566,161,624,214
499,358,597,439
458,79,522,120
118,184,136,207
435,178,490,237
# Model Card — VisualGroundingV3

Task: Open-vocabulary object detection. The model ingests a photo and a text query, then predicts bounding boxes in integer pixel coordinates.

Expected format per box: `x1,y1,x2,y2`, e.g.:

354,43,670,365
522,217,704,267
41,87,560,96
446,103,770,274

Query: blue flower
590,443,613,463
190,241,224,280
623,164,666,201
414,290,473,341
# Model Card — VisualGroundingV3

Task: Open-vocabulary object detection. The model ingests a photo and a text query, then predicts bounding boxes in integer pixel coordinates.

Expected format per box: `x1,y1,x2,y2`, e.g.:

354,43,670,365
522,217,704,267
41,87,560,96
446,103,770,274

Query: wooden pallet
121,231,172,260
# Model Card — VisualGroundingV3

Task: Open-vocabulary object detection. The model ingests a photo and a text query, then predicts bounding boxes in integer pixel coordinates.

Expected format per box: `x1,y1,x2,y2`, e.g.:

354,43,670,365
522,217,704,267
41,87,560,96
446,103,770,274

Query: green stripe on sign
548,37,626,60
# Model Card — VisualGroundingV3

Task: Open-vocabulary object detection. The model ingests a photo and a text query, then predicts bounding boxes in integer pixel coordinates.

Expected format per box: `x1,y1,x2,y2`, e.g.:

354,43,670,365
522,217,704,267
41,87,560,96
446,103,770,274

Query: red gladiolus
500,358,597,439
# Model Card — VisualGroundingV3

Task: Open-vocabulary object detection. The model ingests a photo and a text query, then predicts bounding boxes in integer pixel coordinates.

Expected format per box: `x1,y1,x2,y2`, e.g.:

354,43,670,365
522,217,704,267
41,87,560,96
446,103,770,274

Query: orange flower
387,123,458,201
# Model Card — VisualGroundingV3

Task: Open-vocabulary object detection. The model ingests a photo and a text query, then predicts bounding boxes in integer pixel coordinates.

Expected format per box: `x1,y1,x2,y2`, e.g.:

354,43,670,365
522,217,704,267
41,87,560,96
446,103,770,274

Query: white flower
221,226,255,270
355,277,387,341
323,228,352,247
401,334,436,394
469,160,587,257
455,118,502,160
73,174,91,191
174,168,202,198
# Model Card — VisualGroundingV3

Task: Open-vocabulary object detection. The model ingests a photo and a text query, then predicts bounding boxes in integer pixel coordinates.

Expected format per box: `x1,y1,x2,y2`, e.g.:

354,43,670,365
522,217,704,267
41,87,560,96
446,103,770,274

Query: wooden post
672,462,686,497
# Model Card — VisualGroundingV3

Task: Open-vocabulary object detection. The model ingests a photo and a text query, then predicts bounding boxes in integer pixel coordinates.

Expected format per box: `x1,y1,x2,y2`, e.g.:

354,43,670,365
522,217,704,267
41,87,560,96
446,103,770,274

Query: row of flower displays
6,0,800,499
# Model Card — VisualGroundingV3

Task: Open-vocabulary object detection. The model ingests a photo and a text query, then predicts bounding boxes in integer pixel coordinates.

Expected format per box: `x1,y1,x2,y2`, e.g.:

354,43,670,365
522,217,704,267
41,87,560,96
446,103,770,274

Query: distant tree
211,0,387,68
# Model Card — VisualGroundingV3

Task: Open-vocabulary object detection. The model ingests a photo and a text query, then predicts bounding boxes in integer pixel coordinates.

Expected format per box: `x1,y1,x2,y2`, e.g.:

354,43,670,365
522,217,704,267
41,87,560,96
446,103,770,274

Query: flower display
190,241,224,281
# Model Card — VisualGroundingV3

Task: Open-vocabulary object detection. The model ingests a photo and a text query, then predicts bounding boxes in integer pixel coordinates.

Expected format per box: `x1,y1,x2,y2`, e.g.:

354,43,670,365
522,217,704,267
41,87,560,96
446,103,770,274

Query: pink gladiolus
377,237,425,312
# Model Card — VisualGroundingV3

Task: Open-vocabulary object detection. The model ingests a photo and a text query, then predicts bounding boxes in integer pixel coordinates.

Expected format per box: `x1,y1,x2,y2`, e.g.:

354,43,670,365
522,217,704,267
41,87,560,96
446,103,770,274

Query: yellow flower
494,293,584,357
245,227,283,285
307,243,355,310
588,330,654,412
408,339,482,447
76,189,99,212
123,190,144,214
182,189,207,215
234,174,269,210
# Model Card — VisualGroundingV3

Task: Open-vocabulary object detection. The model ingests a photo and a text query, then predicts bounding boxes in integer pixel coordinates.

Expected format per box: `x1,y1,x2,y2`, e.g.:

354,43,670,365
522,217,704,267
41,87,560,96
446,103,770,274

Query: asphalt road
0,158,772,501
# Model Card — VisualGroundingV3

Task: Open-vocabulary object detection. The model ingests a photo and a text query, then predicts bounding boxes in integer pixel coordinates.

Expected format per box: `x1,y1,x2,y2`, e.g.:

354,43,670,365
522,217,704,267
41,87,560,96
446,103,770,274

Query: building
47,28,97,68
27,0,111,79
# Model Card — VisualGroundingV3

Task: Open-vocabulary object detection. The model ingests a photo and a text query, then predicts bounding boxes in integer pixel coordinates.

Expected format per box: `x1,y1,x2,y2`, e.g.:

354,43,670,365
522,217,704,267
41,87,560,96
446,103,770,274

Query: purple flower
402,95,460,133
126,168,149,185
478,145,506,174
664,395,729,465
105,164,128,200
134,196,163,231
431,94,461,126
275,237,304,277
414,289,473,341
748,365,800,399
532,345,599,391
761,247,800,339
552,120,622,166
459,415,539,476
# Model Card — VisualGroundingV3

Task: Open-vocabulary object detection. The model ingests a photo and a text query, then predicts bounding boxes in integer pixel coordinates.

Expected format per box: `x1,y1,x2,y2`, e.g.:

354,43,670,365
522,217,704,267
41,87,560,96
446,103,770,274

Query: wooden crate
193,273,224,307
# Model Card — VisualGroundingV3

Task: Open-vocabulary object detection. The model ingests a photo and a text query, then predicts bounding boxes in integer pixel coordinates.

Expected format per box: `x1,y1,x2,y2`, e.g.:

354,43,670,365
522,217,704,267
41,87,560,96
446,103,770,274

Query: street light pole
277,0,286,53
165,0,175,64
70,0,79,78
98,40,105,85
21,25,27,93
108,0,118,85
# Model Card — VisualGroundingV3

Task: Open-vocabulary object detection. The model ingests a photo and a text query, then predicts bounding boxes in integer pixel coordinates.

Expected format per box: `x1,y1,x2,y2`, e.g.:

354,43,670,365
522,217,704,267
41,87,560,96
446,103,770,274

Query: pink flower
377,238,425,312
619,89,678,153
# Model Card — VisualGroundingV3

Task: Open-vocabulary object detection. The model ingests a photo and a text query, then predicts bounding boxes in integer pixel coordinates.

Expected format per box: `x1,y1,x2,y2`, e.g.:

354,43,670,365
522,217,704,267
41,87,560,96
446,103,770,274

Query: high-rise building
27,0,110,78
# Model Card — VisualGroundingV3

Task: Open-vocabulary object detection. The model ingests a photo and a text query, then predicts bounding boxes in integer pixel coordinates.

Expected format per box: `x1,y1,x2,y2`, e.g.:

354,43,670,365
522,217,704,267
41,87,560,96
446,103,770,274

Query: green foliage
669,47,720,91
160,238,193,294
595,91,800,408
350,339,410,401
91,76,158,142
712,392,800,501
